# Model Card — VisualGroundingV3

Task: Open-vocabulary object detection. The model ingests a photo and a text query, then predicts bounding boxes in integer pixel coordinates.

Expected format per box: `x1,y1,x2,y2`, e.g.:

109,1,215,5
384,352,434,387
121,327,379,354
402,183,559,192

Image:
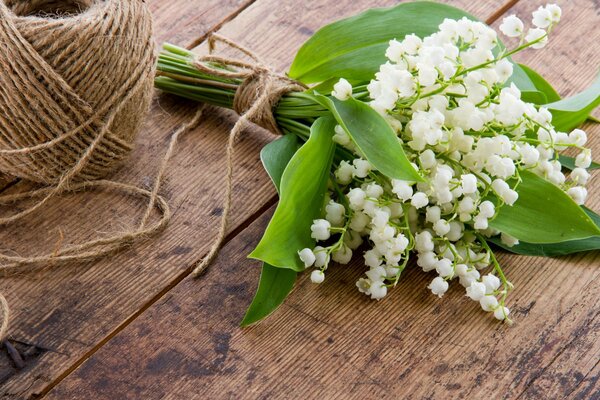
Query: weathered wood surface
1,0,598,398
37,0,600,399
0,0,507,398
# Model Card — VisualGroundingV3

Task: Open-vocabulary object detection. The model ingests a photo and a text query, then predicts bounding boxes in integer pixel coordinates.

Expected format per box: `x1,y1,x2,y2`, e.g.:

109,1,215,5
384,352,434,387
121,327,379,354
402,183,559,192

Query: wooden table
1,0,599,398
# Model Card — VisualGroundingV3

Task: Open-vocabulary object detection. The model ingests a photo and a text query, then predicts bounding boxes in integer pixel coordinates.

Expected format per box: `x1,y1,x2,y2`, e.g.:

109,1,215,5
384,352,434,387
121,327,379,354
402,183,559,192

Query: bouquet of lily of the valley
155,2,600,325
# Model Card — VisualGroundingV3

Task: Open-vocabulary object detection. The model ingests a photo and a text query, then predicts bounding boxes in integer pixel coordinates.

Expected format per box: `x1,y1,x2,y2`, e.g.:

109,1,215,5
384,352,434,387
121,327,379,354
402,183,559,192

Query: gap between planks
5,0,520,397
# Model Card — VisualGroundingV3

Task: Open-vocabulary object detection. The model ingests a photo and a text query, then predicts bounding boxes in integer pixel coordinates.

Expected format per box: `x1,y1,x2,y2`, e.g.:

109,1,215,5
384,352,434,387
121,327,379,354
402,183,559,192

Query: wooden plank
0,0,252,397
44,0,600,399
44,0,600,398
44,204,600,398
150,0,255,47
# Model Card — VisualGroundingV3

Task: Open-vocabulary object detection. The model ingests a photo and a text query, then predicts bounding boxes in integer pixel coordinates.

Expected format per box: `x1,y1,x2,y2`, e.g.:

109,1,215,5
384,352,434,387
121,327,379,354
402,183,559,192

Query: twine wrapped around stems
186,34,306,277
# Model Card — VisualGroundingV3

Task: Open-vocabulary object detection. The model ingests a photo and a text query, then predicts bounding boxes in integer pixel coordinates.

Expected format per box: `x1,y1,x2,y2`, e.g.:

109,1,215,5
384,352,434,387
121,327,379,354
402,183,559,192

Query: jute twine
188,34,306,277
0,0,205,364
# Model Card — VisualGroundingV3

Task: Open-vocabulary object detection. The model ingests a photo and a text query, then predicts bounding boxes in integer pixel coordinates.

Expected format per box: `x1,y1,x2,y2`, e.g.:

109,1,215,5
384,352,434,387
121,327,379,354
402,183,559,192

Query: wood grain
41,0,600,399
0,0,259,396
0,0,507,398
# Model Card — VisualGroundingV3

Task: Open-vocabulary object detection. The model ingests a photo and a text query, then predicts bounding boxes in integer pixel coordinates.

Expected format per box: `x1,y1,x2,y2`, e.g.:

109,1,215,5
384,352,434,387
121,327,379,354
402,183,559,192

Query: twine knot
190,34,306,276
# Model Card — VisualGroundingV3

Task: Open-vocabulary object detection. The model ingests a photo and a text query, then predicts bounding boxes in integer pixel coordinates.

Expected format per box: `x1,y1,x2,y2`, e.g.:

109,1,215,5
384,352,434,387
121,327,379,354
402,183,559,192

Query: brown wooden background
0,0,599,398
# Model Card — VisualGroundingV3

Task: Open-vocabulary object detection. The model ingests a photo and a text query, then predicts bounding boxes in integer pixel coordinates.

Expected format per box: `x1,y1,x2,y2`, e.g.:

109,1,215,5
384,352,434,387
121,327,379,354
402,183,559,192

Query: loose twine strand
0,0,204,363
190,34,306,277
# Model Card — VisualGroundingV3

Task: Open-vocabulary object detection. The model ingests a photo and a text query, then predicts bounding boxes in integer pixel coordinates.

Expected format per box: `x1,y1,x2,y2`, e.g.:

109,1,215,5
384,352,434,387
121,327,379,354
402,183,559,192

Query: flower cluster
300,4,593,322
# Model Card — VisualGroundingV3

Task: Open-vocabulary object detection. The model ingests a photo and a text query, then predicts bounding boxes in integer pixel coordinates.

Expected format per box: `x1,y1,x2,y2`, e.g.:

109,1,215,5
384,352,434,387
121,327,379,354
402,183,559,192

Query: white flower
311,219,331,241
499,15,524,38
392,179,414,201
298,248,316,268
417,251,437,272
349,211,369,232
546,4,561,23
525,28,548,49
492,180,518,205
344,230,363,250
532,6,552,28
480,295,499,311
461,174,478,194
356,278,371,294
415,231,435,252
482,274,501,294
567,187,588,205
347,188,367,210
335,160,353,185
364,265,384,280
364,249,382,268
425,206,441,223
352,159,372,178
571,168,590,185
333,125,352,146
419,149,437,170
466,281,487,301
369,281,388,300
332,244,353,264
500,233,519,247
313,246,329,268
371,209,390,228
495,58,514,82
474,215,489,230
433,219,451,236
446,221,464,241
417,63,438,87
411,192,429,208
435,258,454,278
569,129,587,147
479,201,495,218
332,78,353,101
575,149,592,168
325,200,346,227
400,34,422,55
428,276,449,297
386,39,404,63
310,269,325,284
494,306,510,321
365,183,384,198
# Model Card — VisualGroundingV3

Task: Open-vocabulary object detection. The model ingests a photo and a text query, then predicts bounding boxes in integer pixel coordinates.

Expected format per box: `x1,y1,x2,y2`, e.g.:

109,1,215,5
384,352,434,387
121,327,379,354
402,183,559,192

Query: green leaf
558,155,600,171
490,170,600,243
490,207,600,256
249,116,336,271
546,73,600,132
517,64,561,104
241,263,296,326
260,134,300,193
313,95,422,182
289,2,479,83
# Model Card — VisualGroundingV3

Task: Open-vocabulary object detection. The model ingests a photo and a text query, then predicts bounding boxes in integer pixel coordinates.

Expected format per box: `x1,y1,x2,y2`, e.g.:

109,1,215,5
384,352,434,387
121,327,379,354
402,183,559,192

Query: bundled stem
156,44,367,145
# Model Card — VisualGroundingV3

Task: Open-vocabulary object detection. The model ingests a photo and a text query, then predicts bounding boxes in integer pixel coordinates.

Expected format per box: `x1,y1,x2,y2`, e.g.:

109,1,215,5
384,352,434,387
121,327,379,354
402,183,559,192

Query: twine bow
190,34,306,277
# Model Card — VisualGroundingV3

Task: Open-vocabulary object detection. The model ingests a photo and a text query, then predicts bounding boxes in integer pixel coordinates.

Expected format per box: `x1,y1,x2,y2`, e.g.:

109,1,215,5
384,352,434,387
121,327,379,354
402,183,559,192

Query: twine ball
0,0,156,184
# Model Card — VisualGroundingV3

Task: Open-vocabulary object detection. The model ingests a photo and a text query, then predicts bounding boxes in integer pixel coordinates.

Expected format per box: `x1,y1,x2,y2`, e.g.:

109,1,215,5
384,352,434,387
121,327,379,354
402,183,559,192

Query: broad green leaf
289,2,479,83
490,207,600,256
490,170,600,243
546,73,600,132
241,263,296,326
260,134,300,193
249,117,336,271
518,64,561,104
314,95,422,182
558,155,600,171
